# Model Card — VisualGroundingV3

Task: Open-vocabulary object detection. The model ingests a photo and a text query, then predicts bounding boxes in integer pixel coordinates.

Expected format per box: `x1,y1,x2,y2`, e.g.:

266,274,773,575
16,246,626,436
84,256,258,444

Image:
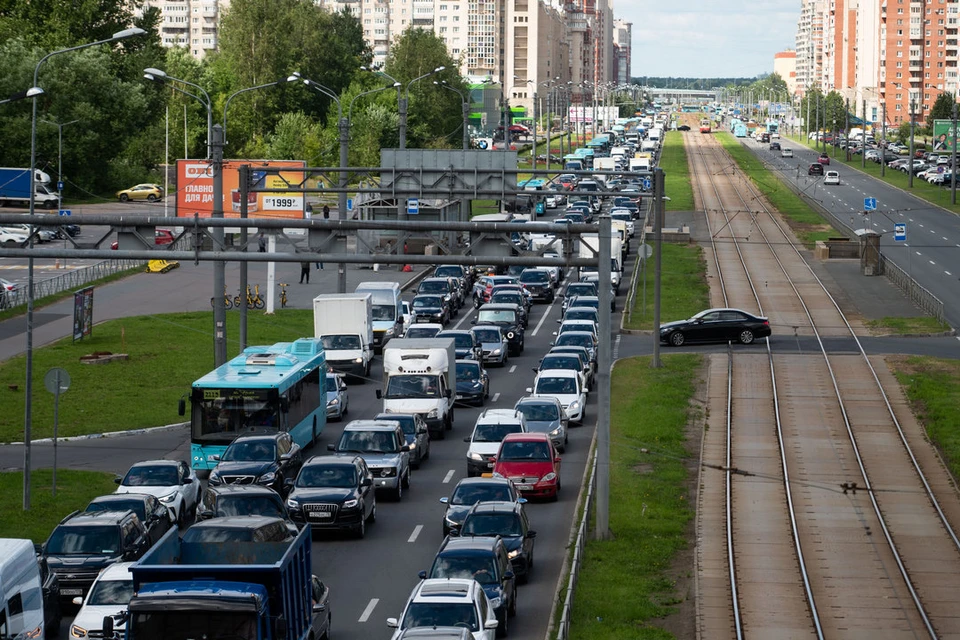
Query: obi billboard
175,159,307,219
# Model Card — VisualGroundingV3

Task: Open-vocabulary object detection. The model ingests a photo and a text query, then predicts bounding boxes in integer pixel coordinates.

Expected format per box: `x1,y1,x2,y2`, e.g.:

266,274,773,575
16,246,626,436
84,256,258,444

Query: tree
926,92,956,129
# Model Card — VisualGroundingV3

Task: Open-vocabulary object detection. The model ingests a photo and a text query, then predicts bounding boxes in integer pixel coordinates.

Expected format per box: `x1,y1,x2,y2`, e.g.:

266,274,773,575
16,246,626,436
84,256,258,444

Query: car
411,294,450,325
491,432,562,501
464,409,527,477
286,455,378,537
470,325,509,367
527,368,587,425
561,282,598,310
394,628,472,640
487,290,528,326
42,510,152,608
181,515,296,543
823,170,840,185
375,412,431,469
438,330,483,361
114,460,200,526
404,323,444,339
456,501,537,583
471,303,525,356
418,278,461,314
421,536,516,636
769,141,781,151
195,485,297,534
781,148,794,158
84,493,174,547
807,163,824,176
536,351,591,393
562,306,599,326
110,227,175,250
116,183,163,202
37,554,62,636
455,359,491,407
0,276,18,294
556,319,599,346
472,275,522,307
513,395,567,452
435,264,472,289
68,561,135,640
207,431,304,497
610,211,635,237
552,331,597,370
310,575,333,640
518,268,555,303
326,373,349,421
386,578,499,640
817,153,830,165
400,300,414,334
327,420,411,500
659,307,771,346
677,124,691,131
1,223,55,242
439,477,524,537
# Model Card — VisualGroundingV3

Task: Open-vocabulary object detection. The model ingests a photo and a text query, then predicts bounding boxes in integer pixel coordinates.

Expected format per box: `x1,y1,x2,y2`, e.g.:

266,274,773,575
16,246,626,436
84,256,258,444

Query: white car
526,369,587,425
403,322,444,339
0,224,55,242
387,578,499,640
610,211,635,237
115,459,200,526
400,301,414,336
0,228,28,247
781,148,794,158
69,562,134,640
465,409,527,477
823,170,840,185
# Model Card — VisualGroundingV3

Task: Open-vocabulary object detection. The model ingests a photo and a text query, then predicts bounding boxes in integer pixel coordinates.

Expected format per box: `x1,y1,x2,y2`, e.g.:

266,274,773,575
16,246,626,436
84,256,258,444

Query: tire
368,501,377,523
355,512,366,538
147,194,158,202
401,469,410,489
119,194,129,202
509,589,517,617
393,480,403,501
255,299,265,310
176,504,187,528
496,610,509,637
669,331,685,347
234,296,242,309
738,329,755,345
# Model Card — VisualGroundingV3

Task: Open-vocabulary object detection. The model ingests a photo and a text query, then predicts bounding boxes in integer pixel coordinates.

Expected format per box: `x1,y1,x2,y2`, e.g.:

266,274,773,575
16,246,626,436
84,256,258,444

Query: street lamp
399,66,446,149
532,77,557,172
24,27,146,511
434,80,470,150
0,87,44,105
39,118,80,215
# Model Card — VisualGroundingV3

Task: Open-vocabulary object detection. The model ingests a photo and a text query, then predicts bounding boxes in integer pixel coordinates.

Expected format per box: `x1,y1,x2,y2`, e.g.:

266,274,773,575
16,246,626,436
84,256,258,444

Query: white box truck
629,157,650,172
579,234,623,292
355,281,403,352
313,293,374,381
1,539,49,638
377,337,456,438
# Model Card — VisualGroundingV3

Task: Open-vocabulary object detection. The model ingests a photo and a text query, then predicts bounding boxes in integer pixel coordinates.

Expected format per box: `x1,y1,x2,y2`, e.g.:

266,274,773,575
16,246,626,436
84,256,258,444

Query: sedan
514,396,567,452
659,308,771,347
411,294,449,325
326,373,349,421
374,412,431,469
455,359,491,407
116,183,163,202
207,432,303,497
439,477,524,536
471,325,509,367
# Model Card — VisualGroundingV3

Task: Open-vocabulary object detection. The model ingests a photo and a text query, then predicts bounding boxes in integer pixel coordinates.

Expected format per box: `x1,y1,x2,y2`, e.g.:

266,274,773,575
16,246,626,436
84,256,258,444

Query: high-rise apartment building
138,0,227,59
796,0,825,94
613,20,632,85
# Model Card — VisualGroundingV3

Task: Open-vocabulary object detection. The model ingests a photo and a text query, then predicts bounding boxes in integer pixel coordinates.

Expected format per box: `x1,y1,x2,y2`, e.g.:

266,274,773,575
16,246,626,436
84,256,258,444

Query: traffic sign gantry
894,223,907,242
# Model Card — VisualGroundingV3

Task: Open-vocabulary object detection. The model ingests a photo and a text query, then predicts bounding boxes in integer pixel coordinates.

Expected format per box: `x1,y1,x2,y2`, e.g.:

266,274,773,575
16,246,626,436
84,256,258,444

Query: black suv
208,430,303,496
42,510,151,607
286,455,377,538
196,485,297,534
808,163,824,176
457,501,537,583
472,303,525,356
421,535,517,636
84,493,174,547
518,269,555,303
417,278,460,314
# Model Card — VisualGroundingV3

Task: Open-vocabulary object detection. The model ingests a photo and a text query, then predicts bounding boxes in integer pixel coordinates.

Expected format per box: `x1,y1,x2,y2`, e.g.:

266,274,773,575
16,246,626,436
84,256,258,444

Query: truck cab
378,338,456,438
355,282,403,352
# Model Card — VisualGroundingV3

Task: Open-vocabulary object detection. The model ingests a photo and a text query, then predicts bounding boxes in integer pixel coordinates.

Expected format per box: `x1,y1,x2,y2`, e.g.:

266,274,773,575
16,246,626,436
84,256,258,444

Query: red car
491,432,562,501
111,228,175,250
817,153,830,165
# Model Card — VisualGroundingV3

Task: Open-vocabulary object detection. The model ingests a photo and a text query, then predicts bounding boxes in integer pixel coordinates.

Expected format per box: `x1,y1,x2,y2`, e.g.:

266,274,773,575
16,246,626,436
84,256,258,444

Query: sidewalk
0,259,427,364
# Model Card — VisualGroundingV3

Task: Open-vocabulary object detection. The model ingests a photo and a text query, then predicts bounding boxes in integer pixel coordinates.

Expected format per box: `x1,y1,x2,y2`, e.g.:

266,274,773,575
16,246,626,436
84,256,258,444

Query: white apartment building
138,0,225,59
795,0,825,94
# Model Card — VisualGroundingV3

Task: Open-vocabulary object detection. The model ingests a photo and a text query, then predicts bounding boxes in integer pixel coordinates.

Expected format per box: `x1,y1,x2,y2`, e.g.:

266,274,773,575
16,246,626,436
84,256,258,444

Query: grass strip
566,354,700,639
865,316,951,334
660,132,695,212
0,265,143,323
0,470,119,542
0,310,315,443
625,243,710,331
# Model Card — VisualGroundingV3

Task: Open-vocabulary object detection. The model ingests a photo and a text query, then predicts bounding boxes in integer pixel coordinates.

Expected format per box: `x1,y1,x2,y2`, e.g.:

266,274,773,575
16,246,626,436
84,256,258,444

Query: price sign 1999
262,196,302,210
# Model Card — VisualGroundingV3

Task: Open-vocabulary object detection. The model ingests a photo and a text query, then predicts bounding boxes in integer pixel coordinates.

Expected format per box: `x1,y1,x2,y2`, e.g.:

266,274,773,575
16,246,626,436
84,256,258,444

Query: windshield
131,611,257,640
122,465,178,487
337,430,399,453
473,423,522,443
472,328,501,343
498,440,552,461
46,526,119,555
87,579,134,606
296,465,357,488
320,335,361,350
435,267,462,279
192,392,281,441
457,364,481,381
413,297,442,308
371,304,395,321
536,376,578,395
557,334,593,350
566,285,596,297
491,294,522,306
405,327,440,339
566,310,597,322
520,271,549,284
477,309,516,324
517,403,560,421
461,513,522,537
325,376,340,392
385,374,441,399
541,355,581,371
221,440,276,462
431,556,498,585
401,603,478,632
217,495,285,518
452,483,512,505
86,499,146,522
419,281,448,294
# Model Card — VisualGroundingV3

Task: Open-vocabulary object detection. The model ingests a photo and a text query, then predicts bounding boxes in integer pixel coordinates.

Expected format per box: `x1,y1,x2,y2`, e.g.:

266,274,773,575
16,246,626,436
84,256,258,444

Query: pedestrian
299,260,310,284
322,204,330,219
258,232,266,252
305,202,313,218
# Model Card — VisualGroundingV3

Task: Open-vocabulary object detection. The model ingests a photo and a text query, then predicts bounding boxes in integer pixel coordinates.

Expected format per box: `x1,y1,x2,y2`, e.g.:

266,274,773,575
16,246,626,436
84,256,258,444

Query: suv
84,493,173,547
375,412,431,469
181,515,295,543
422,536,516,636
114,459,199,527
439,477,523,537
808,163,824,176
42,510,151,608
387,579,498,640
464,409,527,477
208,431,303,497
69,561,134,640
437,330,482,361
328,420,411,500
472,304,524,356
196,485,296,532
286,455,377,537
518,269,555,303
457,501,537,583
417,278,461,315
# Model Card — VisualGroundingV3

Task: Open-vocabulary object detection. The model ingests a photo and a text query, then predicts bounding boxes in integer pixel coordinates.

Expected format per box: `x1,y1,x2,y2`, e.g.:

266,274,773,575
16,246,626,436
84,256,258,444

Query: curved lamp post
399,66,445,149
434,80,470,150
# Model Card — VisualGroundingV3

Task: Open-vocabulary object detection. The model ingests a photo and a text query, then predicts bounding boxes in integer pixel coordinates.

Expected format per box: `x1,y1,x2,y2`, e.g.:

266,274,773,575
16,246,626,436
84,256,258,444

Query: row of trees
0,0,469,198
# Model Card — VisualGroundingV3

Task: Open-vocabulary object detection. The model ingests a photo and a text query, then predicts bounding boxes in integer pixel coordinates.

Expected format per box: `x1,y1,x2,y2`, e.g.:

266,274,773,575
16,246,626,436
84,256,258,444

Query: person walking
258,232,266,252
299,260,310,284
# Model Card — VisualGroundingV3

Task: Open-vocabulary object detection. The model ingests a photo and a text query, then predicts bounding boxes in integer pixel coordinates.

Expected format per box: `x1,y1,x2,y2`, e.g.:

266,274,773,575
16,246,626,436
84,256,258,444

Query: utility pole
952,97,958,205
862,98,867,169
845,98,851,162
652,168,664,369
211,125,227,366
338,115,349,293
595,214,612,540
532,92,539,172
239,164,249,350
881,101,887,178
909,99,916,188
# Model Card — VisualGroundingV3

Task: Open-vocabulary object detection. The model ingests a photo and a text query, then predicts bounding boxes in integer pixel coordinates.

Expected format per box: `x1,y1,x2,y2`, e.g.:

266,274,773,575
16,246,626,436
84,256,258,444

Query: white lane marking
946,271,952,276
916,251,923,256
509,365,517,373
613,335,621,360
930,260,936,265
944,237,949,241
408,525,423,543
442,469,455,484
531,300,557,336
492,392,501,402
358,598,379,623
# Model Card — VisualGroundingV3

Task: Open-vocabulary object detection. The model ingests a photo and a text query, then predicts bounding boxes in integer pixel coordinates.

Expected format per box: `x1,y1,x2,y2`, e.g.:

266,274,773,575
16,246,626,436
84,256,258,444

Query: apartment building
138,0,225,59
774,50,798,97
796,0,825,94
613,20,632,85
503,0,571,117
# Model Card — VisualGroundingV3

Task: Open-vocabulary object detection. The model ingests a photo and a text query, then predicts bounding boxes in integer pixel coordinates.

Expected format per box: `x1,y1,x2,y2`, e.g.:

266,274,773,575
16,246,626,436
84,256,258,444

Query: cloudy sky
623,1,801,78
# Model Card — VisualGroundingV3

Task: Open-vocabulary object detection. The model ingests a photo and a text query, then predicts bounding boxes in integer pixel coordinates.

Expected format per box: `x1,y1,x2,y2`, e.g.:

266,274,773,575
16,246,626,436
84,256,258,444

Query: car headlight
568,401,581,413
541,472,557,482
550,427,562,436
492,348,501,355
469,452,484,461
286,497,299,508
258,471,276,484
159,492,178,503
508,549,520,559
408,441,417,450
444,514,458,525
385,327,396,337
343,498,359,509
354,357,363,363
208,471,221,484
426,409,439,418
328,398,339,407
70,626,87,639
488,597,502,609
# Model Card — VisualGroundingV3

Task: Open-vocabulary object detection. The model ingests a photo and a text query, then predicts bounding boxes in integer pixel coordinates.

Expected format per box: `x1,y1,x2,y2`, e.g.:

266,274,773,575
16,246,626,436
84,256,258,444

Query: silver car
328,420,412,500
514,396,568,452
325,373,349,421
471,324,509,366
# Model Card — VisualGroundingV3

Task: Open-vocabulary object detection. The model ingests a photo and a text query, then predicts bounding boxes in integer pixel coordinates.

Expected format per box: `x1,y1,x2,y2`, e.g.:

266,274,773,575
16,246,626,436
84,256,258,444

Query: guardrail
1,259,146,309
554,447,598,640
879,254,946,323
624,201,653,327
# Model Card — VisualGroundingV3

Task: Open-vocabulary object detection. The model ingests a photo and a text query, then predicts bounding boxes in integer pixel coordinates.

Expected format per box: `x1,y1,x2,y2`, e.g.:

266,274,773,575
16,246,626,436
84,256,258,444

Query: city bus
180,338,327,471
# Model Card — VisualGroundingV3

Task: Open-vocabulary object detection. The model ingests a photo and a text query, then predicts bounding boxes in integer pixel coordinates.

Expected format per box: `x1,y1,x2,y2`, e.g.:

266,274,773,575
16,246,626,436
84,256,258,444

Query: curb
9,421,188,446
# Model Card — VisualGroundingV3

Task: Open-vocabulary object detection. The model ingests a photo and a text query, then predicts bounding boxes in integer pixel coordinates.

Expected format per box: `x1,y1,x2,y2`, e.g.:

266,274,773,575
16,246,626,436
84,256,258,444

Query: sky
624,0,800,79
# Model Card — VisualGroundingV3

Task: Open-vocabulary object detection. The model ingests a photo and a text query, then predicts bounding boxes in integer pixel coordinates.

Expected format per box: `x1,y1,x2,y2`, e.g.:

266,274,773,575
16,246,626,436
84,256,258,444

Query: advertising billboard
933,120,958,152
175,159,308,219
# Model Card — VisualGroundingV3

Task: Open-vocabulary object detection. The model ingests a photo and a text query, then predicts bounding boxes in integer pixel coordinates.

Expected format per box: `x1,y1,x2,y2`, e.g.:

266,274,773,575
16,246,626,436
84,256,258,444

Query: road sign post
43,367,70,496
894,223,907,242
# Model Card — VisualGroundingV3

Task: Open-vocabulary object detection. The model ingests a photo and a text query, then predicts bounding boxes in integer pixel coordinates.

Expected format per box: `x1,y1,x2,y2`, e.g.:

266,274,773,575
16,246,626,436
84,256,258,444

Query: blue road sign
864,197,877,211
407,198,419,215
894,223,906,242
347,198,354,211
57,181,64,191
641,178,652,191
58,209,71,216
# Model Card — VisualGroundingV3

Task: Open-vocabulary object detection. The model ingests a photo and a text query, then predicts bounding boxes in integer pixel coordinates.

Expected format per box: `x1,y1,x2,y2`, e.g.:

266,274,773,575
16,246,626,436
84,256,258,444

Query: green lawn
660,132,695,212
567,355,701,639
0,470,119,542
0,310,315,443
625,244,710,331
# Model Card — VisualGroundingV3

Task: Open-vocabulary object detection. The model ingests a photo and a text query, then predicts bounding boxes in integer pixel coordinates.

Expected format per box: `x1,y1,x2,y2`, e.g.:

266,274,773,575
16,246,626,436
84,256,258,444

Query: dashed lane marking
509,365,517,373
408,525,423,543
442,470,455,484
358,599,379,623
492,392,500,402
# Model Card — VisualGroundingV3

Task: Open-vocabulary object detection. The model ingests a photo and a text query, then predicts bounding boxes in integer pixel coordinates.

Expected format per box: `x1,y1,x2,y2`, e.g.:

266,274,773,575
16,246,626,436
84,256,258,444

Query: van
355,281,403,352
0,538,47,640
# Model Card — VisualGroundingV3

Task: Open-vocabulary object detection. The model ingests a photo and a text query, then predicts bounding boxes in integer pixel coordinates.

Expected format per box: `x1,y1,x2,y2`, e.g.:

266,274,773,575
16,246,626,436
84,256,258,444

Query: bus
181,338,327,471
700,118,712,133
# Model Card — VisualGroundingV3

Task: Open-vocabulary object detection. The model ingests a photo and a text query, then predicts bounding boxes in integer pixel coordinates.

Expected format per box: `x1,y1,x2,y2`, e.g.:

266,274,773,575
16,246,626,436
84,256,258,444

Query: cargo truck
578,234,623,293
313,293,373,381
377,337,456,438
111,525,322,640
0,168,59,208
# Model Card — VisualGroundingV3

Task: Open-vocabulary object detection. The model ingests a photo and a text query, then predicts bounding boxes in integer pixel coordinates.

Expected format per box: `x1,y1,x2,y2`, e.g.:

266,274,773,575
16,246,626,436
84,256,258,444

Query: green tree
926,92,956,129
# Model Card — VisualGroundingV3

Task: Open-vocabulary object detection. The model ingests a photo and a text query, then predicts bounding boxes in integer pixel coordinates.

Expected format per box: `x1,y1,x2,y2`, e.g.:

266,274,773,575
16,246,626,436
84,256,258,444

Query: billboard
933,120,958,152
176,159,308,219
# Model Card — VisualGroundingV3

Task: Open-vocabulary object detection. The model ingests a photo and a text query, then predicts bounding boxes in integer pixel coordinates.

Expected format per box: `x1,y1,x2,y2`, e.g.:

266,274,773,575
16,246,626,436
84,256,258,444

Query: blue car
455,359,490,407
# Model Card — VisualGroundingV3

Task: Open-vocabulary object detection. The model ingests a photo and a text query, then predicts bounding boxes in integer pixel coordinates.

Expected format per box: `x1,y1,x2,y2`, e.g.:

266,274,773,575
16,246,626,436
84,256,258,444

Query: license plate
61,589,82,596
455,394,464,400
516,484,533,490
310,512,332,519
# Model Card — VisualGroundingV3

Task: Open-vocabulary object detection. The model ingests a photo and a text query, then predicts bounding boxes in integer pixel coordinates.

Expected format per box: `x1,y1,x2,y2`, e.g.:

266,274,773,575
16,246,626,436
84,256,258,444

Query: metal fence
879,254,946,324
624,202,653,327
1,259,146,309
554,448,598,640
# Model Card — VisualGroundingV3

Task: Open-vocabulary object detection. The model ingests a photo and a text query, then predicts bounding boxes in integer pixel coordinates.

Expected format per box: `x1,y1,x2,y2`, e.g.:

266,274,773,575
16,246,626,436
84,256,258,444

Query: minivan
355,281,403,351
0,539,47,639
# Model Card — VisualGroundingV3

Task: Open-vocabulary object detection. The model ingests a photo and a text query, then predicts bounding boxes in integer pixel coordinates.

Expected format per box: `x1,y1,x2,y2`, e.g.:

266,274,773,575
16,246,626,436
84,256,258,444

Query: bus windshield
192,391,280,442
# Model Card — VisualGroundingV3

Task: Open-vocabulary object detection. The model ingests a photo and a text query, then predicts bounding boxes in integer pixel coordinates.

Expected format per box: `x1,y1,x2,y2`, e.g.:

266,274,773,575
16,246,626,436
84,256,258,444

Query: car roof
466,500,523,516
438,330,472,336
204,484,282,497
129,459,178,469
303,454,361,468
501,432,551,443
89,493,151,505
411,578,481,602
62,510,134,526
476,408,524,423
452,476,514,490
471,324,503,333
516,395,563,407
439,534,502,554
188,515,284,529
95,561,135,582
538,368,579,378
343,420,401,432
230,432,284,443
479,303,521,311
396,628,472,639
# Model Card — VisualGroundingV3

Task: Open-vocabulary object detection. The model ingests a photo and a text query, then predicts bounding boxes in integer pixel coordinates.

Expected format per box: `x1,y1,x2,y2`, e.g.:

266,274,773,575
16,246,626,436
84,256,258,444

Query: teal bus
180,338,327,471
574,147,595,168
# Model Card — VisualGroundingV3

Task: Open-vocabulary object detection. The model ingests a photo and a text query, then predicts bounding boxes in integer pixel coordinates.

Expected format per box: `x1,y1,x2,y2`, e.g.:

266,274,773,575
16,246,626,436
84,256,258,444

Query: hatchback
457,501,537,583
823,170,840,185
808,163,824,176
491,433,562,501
817,153,830,165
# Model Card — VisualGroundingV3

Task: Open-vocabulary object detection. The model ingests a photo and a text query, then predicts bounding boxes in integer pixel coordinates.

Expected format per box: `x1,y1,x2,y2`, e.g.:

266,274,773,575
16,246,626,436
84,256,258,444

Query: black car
659,307,771,346
286,455,377,538
42,510,151,608
374,412,431,469
208,430,303,496
518,269,555,303
411,294,449,325
489,286,531,317
808,163,824,176
472,303,524,356
196,485,297,534
84,493,174,547
37,555,61,637
769,141,781,151
422,535,517,636
417,278,460,314
181,515,295,543
437,330,482,361
677,124,691,131
455,359,490,407
457,501,537,583
439,477,524,537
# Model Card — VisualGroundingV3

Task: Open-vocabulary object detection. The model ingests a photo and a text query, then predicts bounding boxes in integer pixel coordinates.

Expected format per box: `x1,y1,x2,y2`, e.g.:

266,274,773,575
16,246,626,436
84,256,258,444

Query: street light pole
435,81,470,150
909,99,917,188
40,118,80,216
399,66,445,150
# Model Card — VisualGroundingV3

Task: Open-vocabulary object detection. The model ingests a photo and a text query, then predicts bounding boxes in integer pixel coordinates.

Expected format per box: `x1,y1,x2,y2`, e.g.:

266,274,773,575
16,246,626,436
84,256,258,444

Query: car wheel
497,610,509,637
402,469,410,489
739,329,755,345
355,512,366,538
119,194,129,202
509,589,517,617
393,480,403,501
176,504,186,528
368,501,377,523
147,194,158,202
669,331,685,347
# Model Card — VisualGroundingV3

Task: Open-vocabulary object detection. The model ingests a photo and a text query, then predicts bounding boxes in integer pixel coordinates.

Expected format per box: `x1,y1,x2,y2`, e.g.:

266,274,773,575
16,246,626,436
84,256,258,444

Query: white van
0,539,46,640
355,281,403,352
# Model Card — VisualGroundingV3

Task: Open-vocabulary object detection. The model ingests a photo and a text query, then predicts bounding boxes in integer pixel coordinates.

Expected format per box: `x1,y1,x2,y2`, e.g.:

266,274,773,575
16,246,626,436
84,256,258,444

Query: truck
313,293,373,381
115,525,319,640
355,281,403,352
593,157,618,173
0,168,59,208
629,157,650,172
377,337,456,438
578,234,623,293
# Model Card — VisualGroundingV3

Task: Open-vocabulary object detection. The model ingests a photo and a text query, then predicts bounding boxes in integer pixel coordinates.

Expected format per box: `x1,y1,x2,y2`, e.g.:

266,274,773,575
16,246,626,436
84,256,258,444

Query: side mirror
484,620,499,630
178,397,186,416
375,389,382,399
361,477,373,487
182,477,193,485
489,456,496,463
463,436,471,442
504,570,515,581
470,319,477,325
525,388,533,393
418,570,427,580
527,530,537,539
280,452,292,461
279,397,290,412
114,477,122,485
102,617,114,639
439,497,449,504
386,618,399,629
327,444,336,451
444,389,452,398
72,597,83,606
198,509,214,519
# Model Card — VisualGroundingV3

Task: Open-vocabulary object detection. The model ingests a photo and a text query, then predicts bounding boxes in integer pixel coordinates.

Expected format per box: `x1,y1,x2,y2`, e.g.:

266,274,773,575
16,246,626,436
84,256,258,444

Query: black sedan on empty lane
659,308,771,346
